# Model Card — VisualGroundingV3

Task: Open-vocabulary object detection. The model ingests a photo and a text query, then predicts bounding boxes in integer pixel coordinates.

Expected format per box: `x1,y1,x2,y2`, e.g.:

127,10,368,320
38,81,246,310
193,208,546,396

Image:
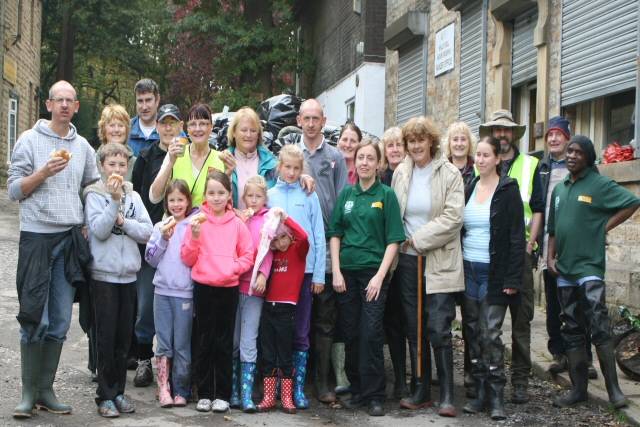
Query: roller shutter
397,40,426,125
561,0,637,106
512,8,538,87
458,0,483,135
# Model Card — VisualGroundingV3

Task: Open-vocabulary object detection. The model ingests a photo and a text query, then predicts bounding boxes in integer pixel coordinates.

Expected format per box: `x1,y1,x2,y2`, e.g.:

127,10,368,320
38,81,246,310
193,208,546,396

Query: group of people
7,77,640,421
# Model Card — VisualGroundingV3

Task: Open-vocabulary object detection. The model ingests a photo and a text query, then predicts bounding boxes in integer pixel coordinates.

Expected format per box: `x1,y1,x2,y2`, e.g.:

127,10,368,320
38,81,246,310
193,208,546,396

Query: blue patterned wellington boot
293,351,309,409
230,358,241,409
240,362,257,413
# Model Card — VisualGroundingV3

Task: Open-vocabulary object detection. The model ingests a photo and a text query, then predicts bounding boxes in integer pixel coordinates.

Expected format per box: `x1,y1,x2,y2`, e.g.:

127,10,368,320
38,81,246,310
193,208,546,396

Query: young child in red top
180,170,254,413
257,210,309,414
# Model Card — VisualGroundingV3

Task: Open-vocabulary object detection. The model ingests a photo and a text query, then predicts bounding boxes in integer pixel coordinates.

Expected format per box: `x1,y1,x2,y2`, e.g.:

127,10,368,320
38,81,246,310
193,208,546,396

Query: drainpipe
635,0,639,145
479,0,488,124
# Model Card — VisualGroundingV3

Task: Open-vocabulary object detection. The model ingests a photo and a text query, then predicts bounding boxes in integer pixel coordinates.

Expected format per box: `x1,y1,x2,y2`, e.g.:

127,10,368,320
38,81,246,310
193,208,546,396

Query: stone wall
0,0,42,183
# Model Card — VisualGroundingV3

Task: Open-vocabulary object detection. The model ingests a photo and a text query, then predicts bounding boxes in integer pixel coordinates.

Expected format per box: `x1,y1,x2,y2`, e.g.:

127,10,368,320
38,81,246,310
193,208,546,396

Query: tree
41,0,172,141
167,0,312,111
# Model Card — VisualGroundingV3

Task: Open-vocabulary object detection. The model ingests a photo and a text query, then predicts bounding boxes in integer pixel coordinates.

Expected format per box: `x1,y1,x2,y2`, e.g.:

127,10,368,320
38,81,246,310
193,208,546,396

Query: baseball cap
157,104,181,122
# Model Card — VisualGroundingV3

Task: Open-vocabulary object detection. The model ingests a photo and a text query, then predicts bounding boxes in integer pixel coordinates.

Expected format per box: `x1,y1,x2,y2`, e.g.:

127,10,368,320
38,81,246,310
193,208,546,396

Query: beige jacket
391,154,465,294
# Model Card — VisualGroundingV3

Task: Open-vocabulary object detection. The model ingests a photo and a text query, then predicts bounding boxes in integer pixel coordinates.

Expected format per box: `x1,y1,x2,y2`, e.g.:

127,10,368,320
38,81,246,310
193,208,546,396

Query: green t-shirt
548,167,640,281
327,179,405,270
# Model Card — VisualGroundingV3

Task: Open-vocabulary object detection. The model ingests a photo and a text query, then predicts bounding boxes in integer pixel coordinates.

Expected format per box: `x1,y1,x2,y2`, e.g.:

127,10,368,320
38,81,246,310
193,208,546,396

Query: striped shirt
463,186,492,263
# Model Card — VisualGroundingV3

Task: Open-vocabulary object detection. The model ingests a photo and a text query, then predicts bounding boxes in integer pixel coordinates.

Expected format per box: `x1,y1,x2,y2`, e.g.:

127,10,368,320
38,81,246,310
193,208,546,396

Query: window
346,98,355,122
8,97,19,164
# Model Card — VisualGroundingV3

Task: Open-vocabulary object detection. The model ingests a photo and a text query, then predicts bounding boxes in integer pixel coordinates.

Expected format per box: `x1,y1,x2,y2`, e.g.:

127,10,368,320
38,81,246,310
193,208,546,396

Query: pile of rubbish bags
209,94,379,155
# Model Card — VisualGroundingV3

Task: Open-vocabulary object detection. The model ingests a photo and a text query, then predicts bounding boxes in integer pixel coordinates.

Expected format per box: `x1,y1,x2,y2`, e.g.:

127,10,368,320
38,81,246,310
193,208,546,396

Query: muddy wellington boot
596,341,628,409
13,343,42,418
35,341,72,414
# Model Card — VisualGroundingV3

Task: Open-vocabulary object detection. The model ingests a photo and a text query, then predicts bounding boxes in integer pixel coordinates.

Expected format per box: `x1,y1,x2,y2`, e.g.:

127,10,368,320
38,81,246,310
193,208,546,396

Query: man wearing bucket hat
479,109,545,404
548,135,639,409
536,117,597,379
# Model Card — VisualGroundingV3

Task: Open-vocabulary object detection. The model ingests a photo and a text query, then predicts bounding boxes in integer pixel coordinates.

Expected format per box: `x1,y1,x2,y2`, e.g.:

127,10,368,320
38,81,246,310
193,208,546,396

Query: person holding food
149,103,226,208
180,170,254,413
8,80,101,419
145,179,198,409
83,142,153,417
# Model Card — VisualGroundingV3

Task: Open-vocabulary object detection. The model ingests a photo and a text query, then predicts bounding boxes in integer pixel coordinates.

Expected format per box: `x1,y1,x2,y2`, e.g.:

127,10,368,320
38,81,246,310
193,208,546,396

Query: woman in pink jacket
181,170,254,413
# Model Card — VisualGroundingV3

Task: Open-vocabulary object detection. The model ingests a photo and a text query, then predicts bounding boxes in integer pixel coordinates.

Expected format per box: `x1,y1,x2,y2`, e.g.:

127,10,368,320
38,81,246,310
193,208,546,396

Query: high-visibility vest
172,144,225,207
508,154,538,240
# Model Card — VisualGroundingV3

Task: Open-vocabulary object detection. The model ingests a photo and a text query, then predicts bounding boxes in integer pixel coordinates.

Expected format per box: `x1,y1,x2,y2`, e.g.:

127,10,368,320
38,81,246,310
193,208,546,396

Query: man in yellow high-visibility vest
479,110,544,404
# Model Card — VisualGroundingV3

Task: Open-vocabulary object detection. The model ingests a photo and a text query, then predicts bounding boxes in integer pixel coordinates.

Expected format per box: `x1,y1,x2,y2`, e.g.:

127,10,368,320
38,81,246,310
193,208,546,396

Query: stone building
384,0,640,311
0,0,42,184
297,0,387,137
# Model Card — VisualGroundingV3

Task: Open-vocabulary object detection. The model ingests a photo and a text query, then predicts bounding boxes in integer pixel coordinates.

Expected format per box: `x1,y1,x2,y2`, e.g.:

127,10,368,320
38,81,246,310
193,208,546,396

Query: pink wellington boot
156,356,174,408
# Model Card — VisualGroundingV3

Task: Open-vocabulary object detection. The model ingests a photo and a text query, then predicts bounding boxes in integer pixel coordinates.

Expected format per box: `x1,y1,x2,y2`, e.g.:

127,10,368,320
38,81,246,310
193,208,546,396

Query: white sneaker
211,399,229,413
196,398,212,412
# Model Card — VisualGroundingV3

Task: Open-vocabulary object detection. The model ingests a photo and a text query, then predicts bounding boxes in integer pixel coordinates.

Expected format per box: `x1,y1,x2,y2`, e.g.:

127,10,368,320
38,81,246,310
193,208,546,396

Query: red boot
257,376,277,412
281,377,297,414
156,356,173,408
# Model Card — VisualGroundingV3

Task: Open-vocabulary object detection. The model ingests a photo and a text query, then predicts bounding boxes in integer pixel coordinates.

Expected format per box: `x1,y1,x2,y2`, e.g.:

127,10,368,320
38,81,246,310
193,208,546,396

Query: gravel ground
0,190,629,426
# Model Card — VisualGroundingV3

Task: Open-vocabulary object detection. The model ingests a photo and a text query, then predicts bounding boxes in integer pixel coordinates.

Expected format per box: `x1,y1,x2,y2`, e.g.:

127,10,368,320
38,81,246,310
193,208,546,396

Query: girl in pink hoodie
181,170,254,413
229,176,273,413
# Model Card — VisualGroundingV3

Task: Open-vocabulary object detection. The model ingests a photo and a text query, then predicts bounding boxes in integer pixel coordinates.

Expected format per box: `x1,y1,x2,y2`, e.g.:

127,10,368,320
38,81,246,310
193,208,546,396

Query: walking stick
417,255,424,378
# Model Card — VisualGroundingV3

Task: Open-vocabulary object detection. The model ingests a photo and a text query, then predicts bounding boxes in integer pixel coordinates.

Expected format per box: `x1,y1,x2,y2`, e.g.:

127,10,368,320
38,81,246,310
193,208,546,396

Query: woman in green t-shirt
328,141,405,417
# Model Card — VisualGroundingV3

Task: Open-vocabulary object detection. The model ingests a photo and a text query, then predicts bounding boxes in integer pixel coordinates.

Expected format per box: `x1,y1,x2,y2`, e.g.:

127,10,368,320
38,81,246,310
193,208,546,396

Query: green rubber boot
35,341,72,414
13,342,42,418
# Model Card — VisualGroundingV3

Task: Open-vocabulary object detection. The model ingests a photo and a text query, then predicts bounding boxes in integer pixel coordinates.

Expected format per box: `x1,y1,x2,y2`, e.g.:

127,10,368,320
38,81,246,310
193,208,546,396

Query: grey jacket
84,181,153,283
8,120,100,233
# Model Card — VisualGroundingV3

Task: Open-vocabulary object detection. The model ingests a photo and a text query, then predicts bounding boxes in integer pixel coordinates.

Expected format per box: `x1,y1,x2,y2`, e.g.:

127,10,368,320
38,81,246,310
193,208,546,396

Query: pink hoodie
239,207,273,296
181,202,254,287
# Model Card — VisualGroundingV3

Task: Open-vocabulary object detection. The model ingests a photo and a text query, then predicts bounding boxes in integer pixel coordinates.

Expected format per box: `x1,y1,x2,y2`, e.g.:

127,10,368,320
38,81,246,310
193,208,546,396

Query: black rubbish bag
258,94,304,137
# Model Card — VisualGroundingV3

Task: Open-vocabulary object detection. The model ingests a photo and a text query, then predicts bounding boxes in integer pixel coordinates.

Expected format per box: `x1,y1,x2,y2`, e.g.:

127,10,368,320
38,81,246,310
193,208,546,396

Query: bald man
8,80,100,418
294,99,348,403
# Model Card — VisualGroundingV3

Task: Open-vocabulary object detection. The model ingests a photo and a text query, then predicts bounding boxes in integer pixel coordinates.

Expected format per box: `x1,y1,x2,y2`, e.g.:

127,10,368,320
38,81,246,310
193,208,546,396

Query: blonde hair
444,121,475,159
402,116,441,158
243,175,268,198
380,126,403,170
278,144,305,168
227,107,263,148
98,104,131,144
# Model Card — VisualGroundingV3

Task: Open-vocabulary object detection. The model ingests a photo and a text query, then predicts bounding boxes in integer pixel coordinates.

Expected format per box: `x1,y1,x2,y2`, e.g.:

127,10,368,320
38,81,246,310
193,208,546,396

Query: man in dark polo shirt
548,135,639,409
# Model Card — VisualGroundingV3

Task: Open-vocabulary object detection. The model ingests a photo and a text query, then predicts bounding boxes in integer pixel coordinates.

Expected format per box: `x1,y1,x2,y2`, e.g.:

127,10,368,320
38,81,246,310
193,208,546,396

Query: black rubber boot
13,343,42,418
400,342,432,409
553,347,588,407
487,383,506,420
434,346,456,417
596,341,627,409
486,304,507,421
35,341,72,414
313,336,336,403
388,335,409,399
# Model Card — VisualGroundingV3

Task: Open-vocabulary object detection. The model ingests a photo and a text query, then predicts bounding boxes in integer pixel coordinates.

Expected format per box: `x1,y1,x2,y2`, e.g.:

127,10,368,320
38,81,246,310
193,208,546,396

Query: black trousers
193,283,238,401
337,268,388,402
260,301,296,377
508,252,533,386
92,280,136,403
544,269,593,360
313,273,337,339
558,280,611,351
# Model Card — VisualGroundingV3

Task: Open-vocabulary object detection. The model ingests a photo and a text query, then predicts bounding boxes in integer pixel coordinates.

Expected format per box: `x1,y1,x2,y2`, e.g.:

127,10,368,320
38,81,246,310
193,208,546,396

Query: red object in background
603,143,635,164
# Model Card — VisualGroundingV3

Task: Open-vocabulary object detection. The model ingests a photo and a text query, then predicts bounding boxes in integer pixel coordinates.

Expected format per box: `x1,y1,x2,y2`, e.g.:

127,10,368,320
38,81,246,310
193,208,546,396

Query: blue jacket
268,179,326,284
128,116,160,157
230,144,278,207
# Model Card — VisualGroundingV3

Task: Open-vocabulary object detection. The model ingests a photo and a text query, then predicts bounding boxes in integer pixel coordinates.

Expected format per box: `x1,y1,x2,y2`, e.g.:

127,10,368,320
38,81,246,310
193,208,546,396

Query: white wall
316,62,386,138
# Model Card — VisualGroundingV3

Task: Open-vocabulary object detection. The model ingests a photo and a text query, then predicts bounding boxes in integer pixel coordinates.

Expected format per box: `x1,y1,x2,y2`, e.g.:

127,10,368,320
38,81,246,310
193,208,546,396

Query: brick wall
0,0,42,184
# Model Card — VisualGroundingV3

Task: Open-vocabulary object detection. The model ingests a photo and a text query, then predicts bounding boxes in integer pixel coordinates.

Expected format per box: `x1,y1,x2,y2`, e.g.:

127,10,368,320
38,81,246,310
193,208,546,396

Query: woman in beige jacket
391,116,464,417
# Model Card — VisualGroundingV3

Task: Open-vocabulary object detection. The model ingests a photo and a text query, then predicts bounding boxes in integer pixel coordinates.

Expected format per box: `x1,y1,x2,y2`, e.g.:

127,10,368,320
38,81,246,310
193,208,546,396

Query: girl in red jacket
257,211,310,414
181,170,254,413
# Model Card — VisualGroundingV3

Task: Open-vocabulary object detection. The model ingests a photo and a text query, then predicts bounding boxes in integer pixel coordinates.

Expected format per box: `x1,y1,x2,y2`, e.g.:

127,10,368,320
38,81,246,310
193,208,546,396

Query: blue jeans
463,260,489,301
154,294,193,397
135,260,156,345
233,293,263,363
20,238,76,343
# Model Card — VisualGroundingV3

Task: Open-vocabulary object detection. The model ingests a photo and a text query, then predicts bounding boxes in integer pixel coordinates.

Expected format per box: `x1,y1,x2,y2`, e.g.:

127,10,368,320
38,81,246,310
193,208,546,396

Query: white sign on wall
434,22,455,77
